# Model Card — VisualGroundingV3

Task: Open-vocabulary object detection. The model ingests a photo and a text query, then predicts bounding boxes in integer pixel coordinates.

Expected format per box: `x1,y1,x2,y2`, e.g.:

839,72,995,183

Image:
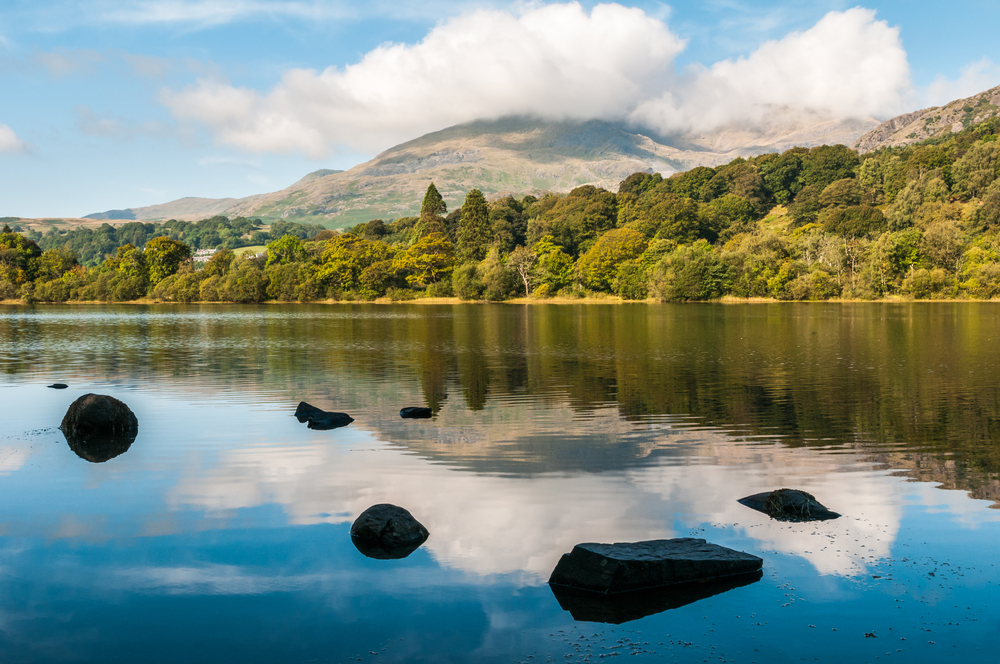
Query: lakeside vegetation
3,119,1000,304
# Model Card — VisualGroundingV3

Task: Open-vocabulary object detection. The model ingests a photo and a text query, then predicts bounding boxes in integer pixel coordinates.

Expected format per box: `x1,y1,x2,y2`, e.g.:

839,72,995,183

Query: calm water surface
0,303,998,663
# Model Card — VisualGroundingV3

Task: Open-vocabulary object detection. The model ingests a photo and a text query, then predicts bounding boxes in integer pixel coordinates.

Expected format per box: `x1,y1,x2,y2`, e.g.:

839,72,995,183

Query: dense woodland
4,118,1000,304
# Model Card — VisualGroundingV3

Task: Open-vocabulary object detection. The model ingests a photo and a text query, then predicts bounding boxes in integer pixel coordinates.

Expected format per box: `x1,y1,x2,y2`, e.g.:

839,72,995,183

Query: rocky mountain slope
855,85,1000,153
87,113,879,228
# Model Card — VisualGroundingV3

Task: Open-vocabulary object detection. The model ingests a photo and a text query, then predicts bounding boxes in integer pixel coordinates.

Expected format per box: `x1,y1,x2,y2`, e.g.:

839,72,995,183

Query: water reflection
2,305,1000,662
549,571,763,624
1,303,998,504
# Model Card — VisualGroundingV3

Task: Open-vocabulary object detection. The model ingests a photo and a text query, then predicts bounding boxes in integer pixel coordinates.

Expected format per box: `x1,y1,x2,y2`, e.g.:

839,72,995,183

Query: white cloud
162,2,685,156
631,8,912,133
925,57,1000,107
0,124,27,154
160,4,915,158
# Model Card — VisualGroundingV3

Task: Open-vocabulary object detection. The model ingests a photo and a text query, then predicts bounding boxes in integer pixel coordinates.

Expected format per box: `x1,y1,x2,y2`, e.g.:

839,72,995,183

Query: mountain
86,113,879,228
85,197,242,222
855,85,1000,153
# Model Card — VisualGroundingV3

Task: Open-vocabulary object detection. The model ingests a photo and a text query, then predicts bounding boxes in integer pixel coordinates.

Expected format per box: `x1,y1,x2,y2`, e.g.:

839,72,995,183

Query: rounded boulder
350,504,429,559
60,393,139,463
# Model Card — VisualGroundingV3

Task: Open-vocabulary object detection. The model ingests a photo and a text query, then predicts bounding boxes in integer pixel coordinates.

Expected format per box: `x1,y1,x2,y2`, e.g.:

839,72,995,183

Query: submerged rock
548,538,762,595
399,407,432,419
738,488,840,522
294,401,353,430
550,569,762,624
60,393,139,463
47,383,68,389
350,504,429,559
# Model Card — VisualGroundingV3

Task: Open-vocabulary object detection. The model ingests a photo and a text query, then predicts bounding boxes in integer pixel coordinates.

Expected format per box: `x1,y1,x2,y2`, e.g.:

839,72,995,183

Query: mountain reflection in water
0,303,998,663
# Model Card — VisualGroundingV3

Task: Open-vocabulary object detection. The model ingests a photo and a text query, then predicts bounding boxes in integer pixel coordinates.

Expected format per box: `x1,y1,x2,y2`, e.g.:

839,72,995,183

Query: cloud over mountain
162,2,913,157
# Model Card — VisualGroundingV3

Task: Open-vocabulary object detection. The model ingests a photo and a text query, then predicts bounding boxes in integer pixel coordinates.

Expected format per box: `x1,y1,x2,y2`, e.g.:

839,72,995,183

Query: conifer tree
417,183,448,238
457,189,492,263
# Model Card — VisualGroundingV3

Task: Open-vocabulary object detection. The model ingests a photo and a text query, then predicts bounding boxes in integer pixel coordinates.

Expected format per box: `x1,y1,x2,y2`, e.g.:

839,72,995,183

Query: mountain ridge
855,84,1000,153
86,112,883,227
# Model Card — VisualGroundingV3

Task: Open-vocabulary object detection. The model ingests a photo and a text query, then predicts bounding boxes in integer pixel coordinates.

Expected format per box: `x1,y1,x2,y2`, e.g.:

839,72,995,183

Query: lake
0,303,997,663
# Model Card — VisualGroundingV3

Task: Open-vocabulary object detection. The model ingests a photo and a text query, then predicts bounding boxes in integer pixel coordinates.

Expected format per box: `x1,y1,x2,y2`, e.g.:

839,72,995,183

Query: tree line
3,117,1000,303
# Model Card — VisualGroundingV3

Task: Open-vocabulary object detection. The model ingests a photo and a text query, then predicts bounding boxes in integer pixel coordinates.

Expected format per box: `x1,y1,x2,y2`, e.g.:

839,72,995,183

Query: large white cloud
631,7,913,133
0,124,27,154
161,3,913,157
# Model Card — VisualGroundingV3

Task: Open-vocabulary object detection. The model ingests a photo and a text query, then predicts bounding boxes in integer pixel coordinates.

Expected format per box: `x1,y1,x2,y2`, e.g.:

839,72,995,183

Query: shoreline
3,296,999,306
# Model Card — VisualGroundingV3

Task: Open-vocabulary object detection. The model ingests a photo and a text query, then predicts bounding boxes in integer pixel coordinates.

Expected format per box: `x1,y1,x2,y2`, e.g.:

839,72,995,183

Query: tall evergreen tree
457,189,492,263
421,183,447,218
417,183,448,238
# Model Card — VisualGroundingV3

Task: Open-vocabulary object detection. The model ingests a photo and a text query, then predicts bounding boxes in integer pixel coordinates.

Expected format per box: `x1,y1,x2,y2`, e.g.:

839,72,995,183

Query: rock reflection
549,571,763,624
65,433,135,463
351,536,426,560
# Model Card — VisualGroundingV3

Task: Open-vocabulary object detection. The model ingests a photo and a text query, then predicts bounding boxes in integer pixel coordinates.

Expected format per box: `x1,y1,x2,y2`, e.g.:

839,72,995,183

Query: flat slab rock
549,538,763,594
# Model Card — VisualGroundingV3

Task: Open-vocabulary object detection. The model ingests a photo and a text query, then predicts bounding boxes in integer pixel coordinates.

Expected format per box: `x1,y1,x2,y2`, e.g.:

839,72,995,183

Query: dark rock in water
350,504,429,559
48,383,68,389
738,488,840,522
60,393,138,463
548,538,763,595
294,401,353,430
550,569,763,624
399,407,432,419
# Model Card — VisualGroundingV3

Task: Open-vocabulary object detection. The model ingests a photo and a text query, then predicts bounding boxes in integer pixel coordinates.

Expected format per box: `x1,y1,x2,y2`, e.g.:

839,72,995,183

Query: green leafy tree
798,144,859,190
649,242,729,301
398,232,455,288
576,228,648,292
144,237,192,285
818,178,861,209
457,189,492,263
759,148,807,205
822,206,887,239
489,196,527,254
525,186,616,256
479,248,517,301
530,235,575,296
33,248,79,281
265,235,307,267
953,141,1000,198
202,248,236,278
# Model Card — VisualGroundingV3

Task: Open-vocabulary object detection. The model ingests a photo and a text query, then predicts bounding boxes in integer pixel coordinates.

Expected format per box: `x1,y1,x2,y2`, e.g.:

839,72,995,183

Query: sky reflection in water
0,304,998,663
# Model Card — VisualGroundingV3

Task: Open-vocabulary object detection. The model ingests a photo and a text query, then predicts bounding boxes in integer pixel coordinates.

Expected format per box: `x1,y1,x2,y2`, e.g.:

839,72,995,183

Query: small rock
294,401,353,430
738,488,840,522
399,407,432,419
350,504,429,559
47,383,68,389
60,393,138,463
548,538,763,594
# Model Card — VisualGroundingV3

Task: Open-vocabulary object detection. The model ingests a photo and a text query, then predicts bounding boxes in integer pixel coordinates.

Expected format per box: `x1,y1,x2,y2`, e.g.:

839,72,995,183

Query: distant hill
85,197,244,223
86,113,879,228
855,85,1000,153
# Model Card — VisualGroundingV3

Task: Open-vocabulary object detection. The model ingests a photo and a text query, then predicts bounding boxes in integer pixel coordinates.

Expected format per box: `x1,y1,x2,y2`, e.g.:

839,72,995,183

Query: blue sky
1,1,998,219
